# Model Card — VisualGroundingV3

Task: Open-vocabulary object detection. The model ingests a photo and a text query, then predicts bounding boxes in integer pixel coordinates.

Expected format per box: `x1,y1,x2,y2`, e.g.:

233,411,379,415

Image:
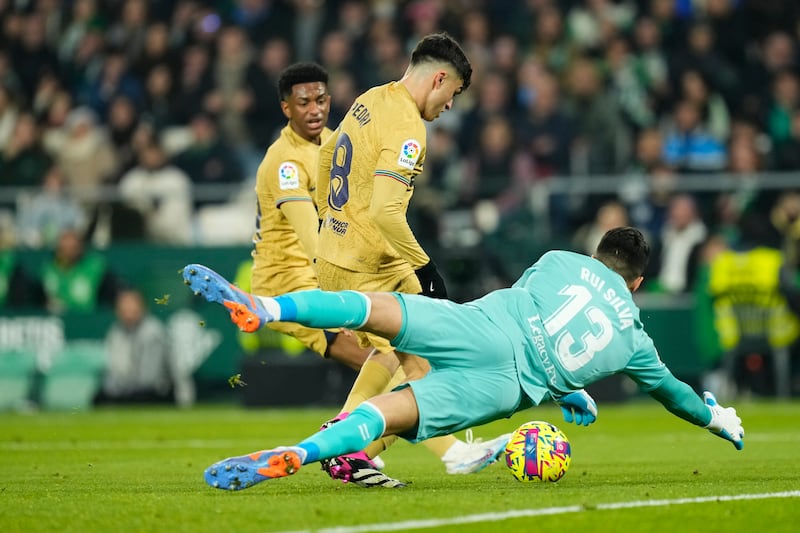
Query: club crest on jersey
397,139,421,170
278,162,300,190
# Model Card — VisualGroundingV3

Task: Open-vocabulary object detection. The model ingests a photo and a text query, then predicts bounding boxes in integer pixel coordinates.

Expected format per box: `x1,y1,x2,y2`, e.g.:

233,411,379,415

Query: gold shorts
316,258,421,353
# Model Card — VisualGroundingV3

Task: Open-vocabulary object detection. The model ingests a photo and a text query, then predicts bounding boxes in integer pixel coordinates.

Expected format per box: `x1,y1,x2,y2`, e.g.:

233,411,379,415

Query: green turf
1,400,798,532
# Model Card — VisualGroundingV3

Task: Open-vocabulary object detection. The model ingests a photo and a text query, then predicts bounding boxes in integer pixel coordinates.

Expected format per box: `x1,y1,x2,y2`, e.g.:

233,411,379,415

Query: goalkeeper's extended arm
648,375,744,450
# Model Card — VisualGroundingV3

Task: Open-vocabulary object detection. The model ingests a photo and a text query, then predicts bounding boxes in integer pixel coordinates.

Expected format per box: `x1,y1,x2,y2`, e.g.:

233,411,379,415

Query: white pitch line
276,491,800,533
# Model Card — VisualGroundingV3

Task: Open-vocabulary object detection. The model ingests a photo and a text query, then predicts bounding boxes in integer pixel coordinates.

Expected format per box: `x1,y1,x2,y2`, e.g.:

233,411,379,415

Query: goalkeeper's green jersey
474,251,675,404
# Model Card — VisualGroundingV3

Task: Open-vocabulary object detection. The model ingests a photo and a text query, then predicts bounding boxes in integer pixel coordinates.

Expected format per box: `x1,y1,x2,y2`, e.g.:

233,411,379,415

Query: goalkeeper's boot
442,430,512,475
182,263,272,332
204,447,303,490
318,412,406,488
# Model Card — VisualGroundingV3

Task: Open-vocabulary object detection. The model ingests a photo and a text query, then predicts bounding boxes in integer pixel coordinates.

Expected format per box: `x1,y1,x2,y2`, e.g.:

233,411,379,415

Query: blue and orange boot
204,447,303,490
182,263,273,332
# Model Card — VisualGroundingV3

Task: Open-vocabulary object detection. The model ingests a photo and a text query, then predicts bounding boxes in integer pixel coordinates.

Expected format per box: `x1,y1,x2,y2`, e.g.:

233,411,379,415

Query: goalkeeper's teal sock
296,402,385,464
258,289,371,329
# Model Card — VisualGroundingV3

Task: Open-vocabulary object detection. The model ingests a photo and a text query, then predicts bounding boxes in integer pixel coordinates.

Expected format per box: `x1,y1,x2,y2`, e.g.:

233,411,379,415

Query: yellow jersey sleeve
251,125,331,295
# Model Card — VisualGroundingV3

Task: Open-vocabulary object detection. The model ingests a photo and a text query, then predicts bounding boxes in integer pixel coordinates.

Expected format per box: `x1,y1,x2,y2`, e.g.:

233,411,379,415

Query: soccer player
183,226,745,490
245,61,509,485
251,62,370,371
312,32,510,480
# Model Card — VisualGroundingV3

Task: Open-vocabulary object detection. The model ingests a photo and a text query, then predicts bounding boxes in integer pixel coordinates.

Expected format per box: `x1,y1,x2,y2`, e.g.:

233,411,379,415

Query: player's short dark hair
277,62,329,101
595,227,650,283
410,32,472,90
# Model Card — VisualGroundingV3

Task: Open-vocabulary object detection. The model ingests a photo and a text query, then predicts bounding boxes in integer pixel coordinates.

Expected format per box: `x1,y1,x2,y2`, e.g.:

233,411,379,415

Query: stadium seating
0,348,38,411
39,340,107,411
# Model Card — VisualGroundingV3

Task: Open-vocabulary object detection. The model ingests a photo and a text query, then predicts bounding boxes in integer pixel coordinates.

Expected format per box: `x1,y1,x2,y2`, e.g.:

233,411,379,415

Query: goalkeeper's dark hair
277,62,329,101
595,227,650,283
410,32,472,90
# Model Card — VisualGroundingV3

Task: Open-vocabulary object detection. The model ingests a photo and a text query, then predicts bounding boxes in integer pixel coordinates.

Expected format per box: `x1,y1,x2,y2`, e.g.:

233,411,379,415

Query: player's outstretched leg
441,431,512,475
318,412,406,488
182,263,273,332
204,447,304,490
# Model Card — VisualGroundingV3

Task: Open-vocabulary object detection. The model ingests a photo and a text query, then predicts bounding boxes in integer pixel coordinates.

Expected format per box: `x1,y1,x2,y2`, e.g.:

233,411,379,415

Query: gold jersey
316,82,429,273
251,124,333,295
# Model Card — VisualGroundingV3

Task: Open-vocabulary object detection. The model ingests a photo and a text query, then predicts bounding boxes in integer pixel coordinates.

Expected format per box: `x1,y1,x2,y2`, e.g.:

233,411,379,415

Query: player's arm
625,334,744,450
647,375,744,450
279,200,318,259
316,130,336,223
369,176,429,268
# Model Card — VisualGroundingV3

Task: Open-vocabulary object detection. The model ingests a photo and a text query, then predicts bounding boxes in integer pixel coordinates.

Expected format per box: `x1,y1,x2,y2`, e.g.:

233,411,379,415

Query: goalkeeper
183,227,744,490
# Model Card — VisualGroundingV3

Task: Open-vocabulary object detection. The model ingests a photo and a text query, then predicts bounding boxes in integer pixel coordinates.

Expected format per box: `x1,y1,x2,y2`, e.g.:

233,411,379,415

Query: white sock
256,295,281,321
440,439,468,462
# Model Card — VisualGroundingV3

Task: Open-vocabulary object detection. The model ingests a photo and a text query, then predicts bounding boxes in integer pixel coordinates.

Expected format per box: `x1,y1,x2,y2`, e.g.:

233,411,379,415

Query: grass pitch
1,400,798,533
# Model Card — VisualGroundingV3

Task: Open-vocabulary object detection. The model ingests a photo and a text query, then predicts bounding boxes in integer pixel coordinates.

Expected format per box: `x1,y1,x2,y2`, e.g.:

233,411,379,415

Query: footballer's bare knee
361,292,403,338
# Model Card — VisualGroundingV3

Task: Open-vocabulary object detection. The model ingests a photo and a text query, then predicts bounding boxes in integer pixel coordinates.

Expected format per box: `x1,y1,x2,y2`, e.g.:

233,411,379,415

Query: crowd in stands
0,0,799,293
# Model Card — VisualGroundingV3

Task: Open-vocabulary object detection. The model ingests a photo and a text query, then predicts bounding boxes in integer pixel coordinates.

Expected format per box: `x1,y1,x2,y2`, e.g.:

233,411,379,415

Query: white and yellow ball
504,421,571,482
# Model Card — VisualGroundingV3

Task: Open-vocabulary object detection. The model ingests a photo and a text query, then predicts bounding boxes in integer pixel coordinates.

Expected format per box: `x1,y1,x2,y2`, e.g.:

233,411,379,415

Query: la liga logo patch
278,162,300,190
397,139,421,170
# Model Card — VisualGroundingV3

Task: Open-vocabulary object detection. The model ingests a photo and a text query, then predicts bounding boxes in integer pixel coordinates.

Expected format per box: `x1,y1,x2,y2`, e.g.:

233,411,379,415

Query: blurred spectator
0,112,52,188
411,126,462,249
51,107,118,204
141,63,176,132
517,70,574,177
740,31,797,123
58,0,105,64
662,100,727,172
670,20,739,106
327,71,358,130
98,288,174,405
118,143,193,245
648,193,708,294
766,69,799,145
171,44,213,124
133,22,179,79
79,49,143,119
459,115,535,223
15,166,87,249
604,35,655,130
769,190,800,268
564,56,632,175
572,200,630,255
772,108,800,171
0,246,43,308
9,12,59,98
528,5,575,76
106,0,149,61
171,112,244,205
206,26,253,151
567,0,636,54
106,94,141,175
40,229,122,314
458,70,512,153
680,69,730,143
244,37,291,149
0,84,19,151
631,15,670,116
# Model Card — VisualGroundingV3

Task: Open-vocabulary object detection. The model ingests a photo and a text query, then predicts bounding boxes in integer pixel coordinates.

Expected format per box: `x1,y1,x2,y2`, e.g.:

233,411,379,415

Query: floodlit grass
1,400,798,532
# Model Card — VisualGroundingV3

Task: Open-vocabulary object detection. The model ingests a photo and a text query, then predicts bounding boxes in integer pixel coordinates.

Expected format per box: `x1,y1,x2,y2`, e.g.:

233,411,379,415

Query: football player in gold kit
248,61,507,486
315,33,509,479
251,62,369,371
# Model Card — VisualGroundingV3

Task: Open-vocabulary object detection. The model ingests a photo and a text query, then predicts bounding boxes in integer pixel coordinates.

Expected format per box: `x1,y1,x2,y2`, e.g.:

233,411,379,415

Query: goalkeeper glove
415,260,448,299
556,390,598,426
703,391,744,450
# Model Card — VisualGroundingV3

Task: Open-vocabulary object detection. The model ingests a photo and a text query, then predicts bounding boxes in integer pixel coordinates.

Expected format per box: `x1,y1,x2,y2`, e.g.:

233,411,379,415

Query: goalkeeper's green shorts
390,293,530,443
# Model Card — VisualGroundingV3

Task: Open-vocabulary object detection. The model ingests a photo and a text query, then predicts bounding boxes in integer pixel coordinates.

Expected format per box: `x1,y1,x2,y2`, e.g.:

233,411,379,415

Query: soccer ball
504,420,571,482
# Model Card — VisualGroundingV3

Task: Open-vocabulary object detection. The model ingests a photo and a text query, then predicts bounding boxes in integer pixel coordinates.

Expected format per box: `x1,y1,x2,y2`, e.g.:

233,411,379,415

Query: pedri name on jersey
324,214,348,235
349,102,371,127
580,267,634,330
